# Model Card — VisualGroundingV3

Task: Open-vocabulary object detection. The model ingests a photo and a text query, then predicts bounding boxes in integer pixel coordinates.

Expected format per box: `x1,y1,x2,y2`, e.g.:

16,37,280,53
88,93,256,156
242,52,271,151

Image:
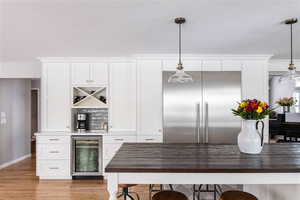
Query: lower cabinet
102,135,136,177
36,135,71,179
36,134,160,179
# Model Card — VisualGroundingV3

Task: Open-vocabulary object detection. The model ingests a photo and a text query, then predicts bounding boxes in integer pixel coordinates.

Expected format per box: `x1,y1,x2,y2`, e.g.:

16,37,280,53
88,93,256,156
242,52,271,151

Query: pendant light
168,17,193,83
280,18,298,82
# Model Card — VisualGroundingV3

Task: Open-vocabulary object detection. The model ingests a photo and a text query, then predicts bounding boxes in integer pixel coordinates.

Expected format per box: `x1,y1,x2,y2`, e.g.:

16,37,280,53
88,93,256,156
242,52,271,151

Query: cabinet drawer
103,136,136,144
38,160,70,178
37,135,70,144
137,135,163,143
103,143,122,160
37,144,70,160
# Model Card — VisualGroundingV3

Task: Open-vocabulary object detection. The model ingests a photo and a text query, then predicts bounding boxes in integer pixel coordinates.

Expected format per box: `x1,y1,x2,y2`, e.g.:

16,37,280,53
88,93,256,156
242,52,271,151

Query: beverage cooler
72,136,103,177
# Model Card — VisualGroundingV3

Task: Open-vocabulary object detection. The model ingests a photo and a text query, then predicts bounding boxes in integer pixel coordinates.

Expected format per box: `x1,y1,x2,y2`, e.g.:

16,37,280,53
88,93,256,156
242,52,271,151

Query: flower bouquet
276,97,296,106
232,99,271,120
276,97,296,113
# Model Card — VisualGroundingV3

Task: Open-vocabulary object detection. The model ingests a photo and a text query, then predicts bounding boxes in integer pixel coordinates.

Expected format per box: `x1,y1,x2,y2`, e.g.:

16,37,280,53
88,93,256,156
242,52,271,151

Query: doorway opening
31,88,39,154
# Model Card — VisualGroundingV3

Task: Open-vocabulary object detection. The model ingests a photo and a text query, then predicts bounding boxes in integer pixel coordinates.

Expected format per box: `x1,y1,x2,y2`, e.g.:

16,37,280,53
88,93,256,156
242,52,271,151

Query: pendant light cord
291,23,294,65
179,23,182,65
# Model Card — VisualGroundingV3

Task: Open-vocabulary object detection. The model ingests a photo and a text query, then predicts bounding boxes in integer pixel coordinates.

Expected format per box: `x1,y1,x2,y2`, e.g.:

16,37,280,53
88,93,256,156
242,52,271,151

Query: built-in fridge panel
163,71,241,144
163,71,203,143
202,72,241,144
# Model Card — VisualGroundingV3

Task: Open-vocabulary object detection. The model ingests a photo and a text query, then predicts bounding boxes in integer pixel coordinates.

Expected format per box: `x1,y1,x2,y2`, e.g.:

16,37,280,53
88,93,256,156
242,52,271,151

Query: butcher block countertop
105,143,300,173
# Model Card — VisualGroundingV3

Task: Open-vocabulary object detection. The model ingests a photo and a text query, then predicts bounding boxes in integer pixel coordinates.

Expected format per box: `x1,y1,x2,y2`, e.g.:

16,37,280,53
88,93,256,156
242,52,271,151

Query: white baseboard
0,154,32,170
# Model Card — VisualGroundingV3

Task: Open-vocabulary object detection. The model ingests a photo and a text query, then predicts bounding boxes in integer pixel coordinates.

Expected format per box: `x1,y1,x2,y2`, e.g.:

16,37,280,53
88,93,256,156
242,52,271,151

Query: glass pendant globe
168,69,193,83
279,68,299,83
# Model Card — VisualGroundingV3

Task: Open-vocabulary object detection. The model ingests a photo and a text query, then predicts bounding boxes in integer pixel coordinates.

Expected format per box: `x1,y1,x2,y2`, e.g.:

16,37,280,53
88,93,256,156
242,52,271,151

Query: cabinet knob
158,129,162,132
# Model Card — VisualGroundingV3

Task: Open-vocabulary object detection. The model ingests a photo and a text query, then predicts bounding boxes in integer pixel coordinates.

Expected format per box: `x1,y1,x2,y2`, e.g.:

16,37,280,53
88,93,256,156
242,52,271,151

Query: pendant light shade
168,17,193,83
280,18,299,82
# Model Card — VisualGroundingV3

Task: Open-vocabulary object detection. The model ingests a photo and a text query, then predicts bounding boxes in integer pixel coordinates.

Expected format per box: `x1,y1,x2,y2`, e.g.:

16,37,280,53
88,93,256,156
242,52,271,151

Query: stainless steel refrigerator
163,71,241,144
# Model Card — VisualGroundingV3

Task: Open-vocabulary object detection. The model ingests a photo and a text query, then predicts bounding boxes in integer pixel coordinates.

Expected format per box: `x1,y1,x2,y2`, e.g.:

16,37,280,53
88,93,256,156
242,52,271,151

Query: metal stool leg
213,185,217,200
198,185,203,200
126,193,135,200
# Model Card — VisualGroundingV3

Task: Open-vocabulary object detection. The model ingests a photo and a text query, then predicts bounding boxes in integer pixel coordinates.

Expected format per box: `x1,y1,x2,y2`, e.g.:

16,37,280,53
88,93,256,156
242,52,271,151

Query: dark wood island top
105,143,300,173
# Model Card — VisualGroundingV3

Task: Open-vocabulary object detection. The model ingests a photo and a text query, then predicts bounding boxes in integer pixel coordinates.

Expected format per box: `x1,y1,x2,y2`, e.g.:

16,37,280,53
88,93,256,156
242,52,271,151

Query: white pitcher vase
238,120,264,154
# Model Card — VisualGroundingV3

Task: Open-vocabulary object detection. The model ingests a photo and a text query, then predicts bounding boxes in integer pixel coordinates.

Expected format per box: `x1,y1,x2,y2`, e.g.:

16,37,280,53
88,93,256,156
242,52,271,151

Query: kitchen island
105,143,300,200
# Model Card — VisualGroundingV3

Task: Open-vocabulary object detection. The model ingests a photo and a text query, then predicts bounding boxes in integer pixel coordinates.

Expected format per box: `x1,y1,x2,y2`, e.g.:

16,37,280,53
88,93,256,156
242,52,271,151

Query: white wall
0,79,31,168
0,61,41,79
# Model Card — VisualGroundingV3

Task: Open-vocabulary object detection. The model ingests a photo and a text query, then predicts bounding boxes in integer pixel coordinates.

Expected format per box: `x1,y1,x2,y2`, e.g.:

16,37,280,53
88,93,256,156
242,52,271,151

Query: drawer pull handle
114,139,124,141
145,139,155,141
49,151,59,154
49,167,59,170
49,139,59,141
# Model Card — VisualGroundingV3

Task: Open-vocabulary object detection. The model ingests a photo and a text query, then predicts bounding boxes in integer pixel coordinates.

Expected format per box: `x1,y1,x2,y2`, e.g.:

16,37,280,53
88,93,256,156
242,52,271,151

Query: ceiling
1,0,300,61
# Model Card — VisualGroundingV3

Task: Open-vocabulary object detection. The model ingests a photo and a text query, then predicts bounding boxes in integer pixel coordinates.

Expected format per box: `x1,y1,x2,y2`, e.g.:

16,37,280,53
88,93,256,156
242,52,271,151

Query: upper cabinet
71,63,108,85
41,63,70,132
137,60,163,136
109,62,137,134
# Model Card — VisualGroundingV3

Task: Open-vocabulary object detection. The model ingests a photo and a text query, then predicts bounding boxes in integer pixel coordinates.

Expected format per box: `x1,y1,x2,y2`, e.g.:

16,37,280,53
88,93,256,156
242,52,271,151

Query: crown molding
37,54,273,63
133,54,273,61
268,59,300,71
37,57,136,63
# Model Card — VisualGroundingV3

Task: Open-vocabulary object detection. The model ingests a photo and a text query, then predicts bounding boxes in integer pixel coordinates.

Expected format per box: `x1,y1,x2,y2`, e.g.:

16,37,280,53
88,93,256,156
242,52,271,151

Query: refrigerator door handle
204,102,209,144
196,102,200,143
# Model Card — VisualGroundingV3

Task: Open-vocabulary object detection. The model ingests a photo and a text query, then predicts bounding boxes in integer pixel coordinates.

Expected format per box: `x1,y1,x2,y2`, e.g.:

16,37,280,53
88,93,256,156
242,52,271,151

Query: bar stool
118,184,140,200
219,191,258,200
152,191,188,200
149,184,174,200
193,184,223,200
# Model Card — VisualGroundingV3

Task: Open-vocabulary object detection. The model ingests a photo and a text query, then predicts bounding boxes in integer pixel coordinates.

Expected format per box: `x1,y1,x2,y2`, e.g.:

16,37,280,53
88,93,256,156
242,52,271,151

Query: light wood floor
0,156,149,200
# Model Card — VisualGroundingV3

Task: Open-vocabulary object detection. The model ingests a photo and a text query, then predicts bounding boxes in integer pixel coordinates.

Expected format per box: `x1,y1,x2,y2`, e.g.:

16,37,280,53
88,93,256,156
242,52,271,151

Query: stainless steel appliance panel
202,72,241,144
163,71,203,143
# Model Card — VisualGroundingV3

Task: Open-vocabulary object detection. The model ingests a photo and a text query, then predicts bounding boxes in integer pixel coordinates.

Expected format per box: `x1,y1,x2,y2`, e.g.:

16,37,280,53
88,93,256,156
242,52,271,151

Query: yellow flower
256,106,263,113
259,101,265,107
240,102,248,108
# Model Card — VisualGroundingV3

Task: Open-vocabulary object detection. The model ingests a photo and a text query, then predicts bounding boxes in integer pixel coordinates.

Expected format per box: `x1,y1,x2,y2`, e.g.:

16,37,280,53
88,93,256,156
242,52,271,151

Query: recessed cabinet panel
137,60,163,135
71,63,91,85
109,63,137,133
91,63,108,85
42,63,70,131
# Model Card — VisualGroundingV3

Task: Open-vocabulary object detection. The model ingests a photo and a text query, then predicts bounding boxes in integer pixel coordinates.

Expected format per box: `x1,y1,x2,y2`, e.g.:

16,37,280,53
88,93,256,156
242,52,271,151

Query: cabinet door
91,63,108,85
109,63,136,134
71,63,91,85
137,60,163,136
42,63,70,131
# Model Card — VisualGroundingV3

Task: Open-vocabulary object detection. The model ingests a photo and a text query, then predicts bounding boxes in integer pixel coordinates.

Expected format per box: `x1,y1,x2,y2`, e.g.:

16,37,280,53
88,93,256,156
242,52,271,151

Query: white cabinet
71,63,108,85
102,135,136,177
137,60,163,136
36,135,71,179
109,62,137,134
41,63,70,132
91,63,108,85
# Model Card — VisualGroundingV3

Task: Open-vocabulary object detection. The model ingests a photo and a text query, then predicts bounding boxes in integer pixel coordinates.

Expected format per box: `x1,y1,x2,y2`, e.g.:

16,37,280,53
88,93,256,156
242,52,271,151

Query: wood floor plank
0,156,149,200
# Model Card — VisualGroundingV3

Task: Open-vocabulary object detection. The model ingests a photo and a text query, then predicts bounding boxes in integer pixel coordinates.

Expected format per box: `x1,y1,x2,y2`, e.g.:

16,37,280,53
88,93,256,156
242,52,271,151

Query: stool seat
219,191,258,200
119,184,137,188
152,191,188,200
